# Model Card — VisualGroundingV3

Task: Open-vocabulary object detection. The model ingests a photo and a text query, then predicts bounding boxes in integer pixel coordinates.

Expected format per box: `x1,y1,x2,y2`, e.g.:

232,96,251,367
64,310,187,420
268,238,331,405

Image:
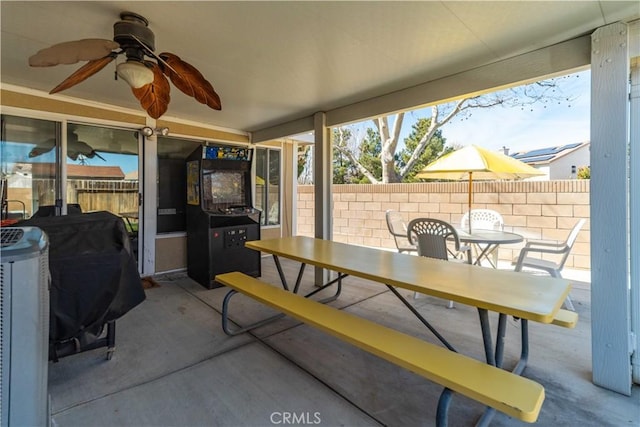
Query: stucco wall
297,180,590,269
549,146,590,180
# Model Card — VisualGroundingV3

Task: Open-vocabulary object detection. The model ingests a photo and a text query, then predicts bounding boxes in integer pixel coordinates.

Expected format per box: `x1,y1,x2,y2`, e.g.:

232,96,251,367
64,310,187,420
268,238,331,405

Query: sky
437,70,590,154
350,69,591,155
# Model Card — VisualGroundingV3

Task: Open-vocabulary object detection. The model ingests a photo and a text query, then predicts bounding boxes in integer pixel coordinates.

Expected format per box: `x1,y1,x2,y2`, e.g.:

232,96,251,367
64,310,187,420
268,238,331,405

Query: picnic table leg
436,388,453,427
476,309,499,426
477,309,496,366
272,255,290,291
475,312,530,425
221,257,345,336
273,254,342,301
292,262,306,293
513,319,529,375
478,310,529,373
303,272,345,302
475,408,496,427
494,314,507,367
387,285,457,352
221,289,286,336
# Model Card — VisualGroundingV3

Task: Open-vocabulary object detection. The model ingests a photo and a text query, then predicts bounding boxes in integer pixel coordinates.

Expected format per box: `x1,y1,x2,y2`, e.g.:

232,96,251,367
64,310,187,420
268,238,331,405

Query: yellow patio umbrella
416,145,544,231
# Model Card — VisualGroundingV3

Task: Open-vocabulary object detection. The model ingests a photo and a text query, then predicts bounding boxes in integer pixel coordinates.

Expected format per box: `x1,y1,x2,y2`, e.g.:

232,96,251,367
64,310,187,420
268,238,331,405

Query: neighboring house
29,163,126,180
507,142,590,180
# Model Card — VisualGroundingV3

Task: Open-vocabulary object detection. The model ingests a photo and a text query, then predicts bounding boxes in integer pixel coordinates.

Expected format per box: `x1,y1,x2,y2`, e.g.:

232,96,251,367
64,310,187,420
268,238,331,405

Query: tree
354,127,383,183
331,76,576,183
577,166,590,179
333,117,452,183
333,127,363,183
297,145,313,184
397,118,452,183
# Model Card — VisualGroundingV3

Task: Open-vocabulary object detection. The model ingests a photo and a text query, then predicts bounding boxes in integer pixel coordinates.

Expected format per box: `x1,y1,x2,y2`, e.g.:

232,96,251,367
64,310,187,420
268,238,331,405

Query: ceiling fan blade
159,52,221,111
29,39,120,67
69,139,105,161
49,53,117,94
29,138,56,158
131,62,170,119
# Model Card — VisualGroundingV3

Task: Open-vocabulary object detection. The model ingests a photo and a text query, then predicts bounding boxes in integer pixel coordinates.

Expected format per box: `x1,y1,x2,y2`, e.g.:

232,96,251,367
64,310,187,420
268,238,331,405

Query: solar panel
522,147,561,158
529,154,556,162
513,143,585,161
561,142,582,150
524,154,555,162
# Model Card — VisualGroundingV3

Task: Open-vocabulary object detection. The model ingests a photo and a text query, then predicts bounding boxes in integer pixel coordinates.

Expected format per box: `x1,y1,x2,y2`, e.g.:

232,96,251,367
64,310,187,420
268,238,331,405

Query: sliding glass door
1,115,141,263
1,115,59,221
65,123,140,259
66,124,139,215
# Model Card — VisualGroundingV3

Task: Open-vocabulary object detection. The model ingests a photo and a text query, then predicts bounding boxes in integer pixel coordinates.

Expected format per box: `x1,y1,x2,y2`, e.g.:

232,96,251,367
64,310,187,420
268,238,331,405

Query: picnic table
217,236,577,425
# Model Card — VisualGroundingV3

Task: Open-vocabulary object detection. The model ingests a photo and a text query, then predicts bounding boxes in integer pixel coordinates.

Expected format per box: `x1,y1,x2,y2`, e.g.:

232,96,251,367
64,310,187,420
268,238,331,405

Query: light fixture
141,126,170,137
116,60,154,88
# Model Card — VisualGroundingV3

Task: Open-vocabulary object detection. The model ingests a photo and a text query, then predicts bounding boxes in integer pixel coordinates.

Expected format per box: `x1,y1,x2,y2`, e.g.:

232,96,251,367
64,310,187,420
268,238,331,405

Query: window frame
255,146,282,227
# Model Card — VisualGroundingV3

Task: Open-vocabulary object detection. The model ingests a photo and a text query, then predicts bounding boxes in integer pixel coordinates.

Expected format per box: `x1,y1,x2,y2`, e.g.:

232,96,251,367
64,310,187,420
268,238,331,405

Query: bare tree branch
335,143,379,184
305,74,578,184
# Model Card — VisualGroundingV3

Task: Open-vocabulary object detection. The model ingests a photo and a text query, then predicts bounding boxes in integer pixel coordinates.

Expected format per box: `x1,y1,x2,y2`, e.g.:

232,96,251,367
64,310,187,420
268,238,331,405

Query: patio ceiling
1,1,638,137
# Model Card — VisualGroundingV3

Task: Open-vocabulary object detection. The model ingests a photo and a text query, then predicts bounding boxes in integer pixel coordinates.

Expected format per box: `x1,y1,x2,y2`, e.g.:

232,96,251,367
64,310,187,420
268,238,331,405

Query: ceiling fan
29,130,105,162
28,11,221,119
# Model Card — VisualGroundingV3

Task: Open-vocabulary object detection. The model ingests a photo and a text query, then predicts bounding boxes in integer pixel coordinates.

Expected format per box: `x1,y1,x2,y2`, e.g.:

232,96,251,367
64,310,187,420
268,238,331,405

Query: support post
590,22,631,395
314,112,332,285
142,117,157,276
629,21,640,385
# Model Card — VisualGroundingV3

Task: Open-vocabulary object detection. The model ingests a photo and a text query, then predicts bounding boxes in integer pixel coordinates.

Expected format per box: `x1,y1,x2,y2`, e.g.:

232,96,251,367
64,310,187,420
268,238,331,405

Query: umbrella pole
468,172,473,233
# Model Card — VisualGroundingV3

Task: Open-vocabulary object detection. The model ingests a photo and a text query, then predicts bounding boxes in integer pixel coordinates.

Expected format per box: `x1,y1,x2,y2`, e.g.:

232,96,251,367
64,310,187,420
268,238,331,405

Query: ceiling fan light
116,61,154,88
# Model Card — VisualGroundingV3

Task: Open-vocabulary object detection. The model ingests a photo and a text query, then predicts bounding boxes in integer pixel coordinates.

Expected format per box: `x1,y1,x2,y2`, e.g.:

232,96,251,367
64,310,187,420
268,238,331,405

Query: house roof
26,163,125,180
510,142,590,165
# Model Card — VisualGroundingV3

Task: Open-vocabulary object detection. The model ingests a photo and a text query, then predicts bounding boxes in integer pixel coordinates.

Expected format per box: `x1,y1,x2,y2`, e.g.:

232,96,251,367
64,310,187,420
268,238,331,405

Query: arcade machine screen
202,170,246,211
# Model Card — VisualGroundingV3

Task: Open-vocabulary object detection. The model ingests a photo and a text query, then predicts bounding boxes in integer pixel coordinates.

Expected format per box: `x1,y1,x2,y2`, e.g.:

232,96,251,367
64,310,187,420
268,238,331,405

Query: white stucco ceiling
1,1,638,135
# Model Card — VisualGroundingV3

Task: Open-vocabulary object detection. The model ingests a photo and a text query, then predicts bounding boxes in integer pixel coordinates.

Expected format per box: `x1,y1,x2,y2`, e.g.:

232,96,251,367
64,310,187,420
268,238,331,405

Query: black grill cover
20,211,145,343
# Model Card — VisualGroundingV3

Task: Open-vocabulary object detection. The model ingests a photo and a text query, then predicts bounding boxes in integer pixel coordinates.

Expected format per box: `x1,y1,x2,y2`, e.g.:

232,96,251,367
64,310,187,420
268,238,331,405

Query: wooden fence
16,179,139,216
72,179,138,214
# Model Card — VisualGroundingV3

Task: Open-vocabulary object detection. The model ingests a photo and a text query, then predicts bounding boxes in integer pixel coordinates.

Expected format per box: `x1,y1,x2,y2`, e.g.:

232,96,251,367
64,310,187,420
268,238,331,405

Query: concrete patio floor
49,256,638,426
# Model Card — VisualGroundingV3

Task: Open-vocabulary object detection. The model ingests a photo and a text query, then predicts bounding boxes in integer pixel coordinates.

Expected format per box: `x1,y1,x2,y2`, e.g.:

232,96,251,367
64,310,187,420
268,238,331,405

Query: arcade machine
186,144,261,289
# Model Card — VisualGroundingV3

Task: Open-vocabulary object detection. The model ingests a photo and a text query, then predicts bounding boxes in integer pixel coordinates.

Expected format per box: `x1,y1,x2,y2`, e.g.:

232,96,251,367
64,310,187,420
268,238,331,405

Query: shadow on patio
48,256,637,426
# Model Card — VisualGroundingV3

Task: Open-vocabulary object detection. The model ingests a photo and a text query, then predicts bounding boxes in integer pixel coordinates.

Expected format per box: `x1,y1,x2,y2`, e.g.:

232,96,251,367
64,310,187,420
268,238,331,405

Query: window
66,123,138,217
1,115,58,221
156,136,201,233
0,118,141,220
255,147,281,226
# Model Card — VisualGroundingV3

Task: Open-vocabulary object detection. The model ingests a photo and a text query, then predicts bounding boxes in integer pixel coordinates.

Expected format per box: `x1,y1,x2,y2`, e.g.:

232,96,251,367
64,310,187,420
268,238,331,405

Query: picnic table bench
216,271,545,425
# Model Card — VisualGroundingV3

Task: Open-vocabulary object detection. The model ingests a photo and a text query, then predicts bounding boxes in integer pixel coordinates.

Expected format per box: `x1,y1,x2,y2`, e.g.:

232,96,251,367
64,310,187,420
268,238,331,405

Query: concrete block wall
297,180,590,270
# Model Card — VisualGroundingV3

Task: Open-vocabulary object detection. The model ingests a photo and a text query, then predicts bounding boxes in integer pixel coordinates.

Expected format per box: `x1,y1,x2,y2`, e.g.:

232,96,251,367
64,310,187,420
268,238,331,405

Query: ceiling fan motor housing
114,12,155,54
